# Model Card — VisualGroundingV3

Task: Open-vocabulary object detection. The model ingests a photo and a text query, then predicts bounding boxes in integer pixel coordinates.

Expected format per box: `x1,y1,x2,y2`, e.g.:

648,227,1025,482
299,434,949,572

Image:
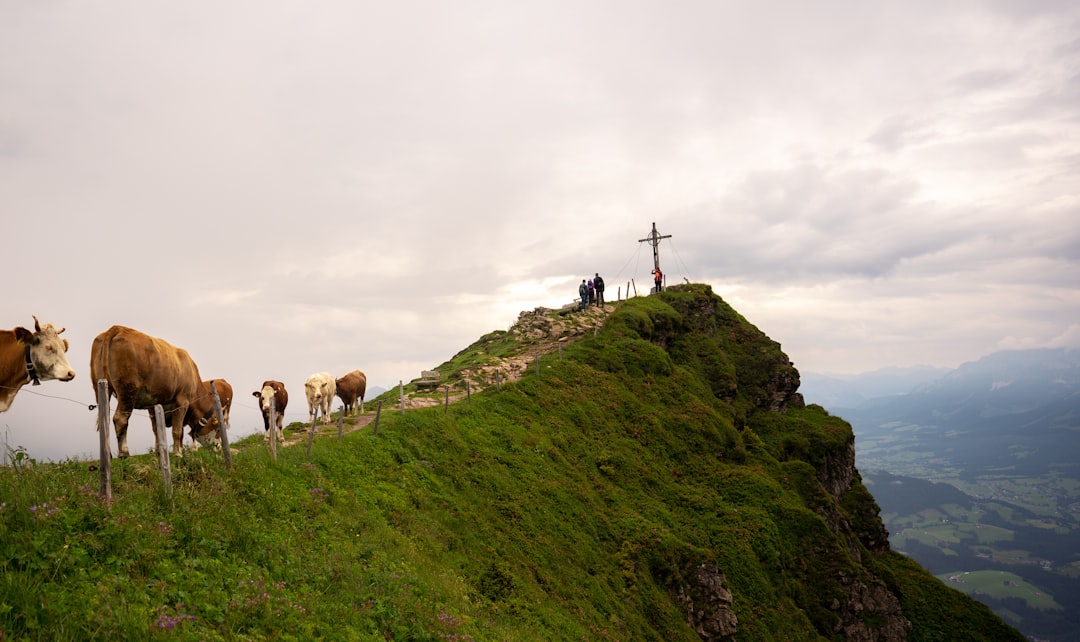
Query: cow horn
33,315,41,332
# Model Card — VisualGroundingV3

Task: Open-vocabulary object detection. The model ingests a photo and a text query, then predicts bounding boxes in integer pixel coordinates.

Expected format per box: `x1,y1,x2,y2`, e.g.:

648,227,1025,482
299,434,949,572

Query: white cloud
3,0,1079,459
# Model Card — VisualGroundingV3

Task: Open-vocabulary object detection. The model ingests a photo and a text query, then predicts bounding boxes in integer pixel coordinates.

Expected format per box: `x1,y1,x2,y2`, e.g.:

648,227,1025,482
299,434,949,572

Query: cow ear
15,327,33,343
252,391,260,398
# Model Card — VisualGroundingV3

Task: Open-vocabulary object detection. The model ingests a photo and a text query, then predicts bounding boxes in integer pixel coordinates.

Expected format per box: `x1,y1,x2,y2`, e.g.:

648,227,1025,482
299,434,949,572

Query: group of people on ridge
578,273,605,311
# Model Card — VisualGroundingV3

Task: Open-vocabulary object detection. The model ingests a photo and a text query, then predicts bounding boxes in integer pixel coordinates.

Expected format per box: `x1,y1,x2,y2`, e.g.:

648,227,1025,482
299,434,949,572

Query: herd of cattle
1,317,366,458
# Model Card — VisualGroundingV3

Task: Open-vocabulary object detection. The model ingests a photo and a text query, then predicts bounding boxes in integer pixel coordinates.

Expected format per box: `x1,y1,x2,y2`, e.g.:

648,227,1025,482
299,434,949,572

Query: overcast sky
4,1,1079,461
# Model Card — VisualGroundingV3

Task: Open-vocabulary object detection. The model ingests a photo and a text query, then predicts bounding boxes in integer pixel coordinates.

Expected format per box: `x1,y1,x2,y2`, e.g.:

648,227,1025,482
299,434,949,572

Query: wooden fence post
96,379,112,502
154,405,172,500
466,378,471,404
268,396,278,460
210,381,231,468
373,399,382,435
306,407,318,456
399,380,405,415
337,408,344,440
444,386,449,413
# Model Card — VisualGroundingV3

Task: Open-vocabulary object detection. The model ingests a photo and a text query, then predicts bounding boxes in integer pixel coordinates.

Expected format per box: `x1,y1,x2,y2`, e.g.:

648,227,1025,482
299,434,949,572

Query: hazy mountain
840,348,1080,640
801,364,951,408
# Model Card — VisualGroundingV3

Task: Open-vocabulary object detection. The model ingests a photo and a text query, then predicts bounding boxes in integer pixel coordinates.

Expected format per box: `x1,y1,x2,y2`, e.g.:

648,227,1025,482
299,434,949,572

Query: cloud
3,0,1079,460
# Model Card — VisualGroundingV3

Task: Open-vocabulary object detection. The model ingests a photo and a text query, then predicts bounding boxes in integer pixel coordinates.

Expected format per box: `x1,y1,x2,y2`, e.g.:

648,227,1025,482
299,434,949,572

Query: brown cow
253,380,288,442
90,325,214,458
0,316,76,413
187,379,233,450
335,370,367,416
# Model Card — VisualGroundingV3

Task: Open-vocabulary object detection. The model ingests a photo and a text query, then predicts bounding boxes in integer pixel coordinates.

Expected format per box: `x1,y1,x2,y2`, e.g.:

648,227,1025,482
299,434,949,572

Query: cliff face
568,284,1019,641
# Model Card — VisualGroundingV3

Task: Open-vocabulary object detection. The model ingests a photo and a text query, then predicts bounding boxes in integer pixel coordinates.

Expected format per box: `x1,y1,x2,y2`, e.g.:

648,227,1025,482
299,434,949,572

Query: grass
0,285,1025,641
935,571,1063,611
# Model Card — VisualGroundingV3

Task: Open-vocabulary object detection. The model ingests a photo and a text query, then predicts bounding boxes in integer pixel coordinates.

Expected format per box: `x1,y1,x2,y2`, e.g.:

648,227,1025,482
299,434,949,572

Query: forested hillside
0,284,1022,640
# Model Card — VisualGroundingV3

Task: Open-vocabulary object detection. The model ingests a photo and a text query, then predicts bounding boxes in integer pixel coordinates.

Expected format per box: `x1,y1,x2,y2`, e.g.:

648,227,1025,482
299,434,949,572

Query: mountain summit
0,283,1023,640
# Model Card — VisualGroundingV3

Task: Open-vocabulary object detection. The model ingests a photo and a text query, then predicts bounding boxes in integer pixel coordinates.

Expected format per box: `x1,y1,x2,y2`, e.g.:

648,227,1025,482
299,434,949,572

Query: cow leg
359,396,364,414
275,413,285,442
170,406,186,458
322,399,332,423
113,407,132,458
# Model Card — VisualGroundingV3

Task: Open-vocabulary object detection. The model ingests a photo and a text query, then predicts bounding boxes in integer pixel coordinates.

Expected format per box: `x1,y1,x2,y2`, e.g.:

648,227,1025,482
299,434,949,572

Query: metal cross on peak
638,222,672,274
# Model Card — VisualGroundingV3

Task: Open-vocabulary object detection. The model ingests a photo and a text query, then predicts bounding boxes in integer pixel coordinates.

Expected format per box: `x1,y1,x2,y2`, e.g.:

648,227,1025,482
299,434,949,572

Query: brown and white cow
304,372,336,424
335,370,367,416
252,380,288,442
90,325,214,458
0,316,76,413
187,379,233,450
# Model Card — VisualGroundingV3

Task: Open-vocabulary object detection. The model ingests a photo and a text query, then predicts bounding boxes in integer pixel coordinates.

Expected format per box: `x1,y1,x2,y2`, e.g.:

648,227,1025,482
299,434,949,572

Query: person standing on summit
593,273,605,306
578,279,588,311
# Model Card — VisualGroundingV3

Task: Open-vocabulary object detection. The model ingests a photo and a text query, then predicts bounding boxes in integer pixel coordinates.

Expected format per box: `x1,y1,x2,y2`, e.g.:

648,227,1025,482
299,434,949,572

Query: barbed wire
668,237,694,283
1,382,372,424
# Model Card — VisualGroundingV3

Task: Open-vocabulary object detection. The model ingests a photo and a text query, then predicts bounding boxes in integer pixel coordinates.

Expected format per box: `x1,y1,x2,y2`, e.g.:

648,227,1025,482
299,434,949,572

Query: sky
3,0,1079,461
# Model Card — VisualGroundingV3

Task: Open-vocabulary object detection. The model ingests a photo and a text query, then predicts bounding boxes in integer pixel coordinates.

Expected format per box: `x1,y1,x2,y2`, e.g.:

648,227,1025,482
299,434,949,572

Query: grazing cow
0,316,76,413
187,379,233,450
304,372,336,424
252,380,288,442
335,370,367,416
90,325,213,458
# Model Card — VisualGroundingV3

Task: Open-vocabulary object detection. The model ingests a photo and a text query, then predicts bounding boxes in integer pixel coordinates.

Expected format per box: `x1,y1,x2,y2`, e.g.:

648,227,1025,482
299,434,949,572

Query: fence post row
154,405,173,500
96,379,112,502
209,380,231,468
306,406,318,457
268,396,278,460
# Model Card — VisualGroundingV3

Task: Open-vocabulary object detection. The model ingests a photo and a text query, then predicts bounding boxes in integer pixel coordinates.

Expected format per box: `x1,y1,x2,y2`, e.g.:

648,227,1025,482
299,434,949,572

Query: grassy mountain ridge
0,284,1022,640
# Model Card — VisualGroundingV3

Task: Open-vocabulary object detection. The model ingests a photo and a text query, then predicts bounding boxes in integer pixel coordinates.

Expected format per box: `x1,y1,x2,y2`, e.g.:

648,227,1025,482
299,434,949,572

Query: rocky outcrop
671,564,739,641
831,573,912,641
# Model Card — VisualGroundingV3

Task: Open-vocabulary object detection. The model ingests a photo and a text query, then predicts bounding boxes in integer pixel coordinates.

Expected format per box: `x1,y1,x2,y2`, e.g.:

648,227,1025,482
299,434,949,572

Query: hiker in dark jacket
578,279,588,311
593,273,605,306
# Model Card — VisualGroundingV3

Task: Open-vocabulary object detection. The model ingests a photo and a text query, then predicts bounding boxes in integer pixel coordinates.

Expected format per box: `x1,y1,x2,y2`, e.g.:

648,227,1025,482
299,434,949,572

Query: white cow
304,372,336,424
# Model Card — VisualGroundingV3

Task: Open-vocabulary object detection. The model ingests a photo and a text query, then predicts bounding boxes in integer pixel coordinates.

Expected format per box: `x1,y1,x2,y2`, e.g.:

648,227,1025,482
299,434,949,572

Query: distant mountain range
800,364,952,408
805,348,1080,640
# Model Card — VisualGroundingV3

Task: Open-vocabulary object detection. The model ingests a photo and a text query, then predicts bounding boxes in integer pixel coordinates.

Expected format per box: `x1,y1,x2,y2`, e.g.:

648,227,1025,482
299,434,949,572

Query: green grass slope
0,284,1022,641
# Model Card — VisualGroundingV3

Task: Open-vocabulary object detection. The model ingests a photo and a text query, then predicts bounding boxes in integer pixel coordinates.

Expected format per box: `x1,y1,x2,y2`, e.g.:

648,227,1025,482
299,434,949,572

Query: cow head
255,384,277,412
15,316,75,384
191,428,221,451
305,378,325,403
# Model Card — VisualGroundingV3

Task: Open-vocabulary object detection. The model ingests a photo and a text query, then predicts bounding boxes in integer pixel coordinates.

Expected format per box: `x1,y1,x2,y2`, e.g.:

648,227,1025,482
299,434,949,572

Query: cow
335,370,367,416
304,372,336,424
252,380,288,442
90,325,214,458
187,379,233,450
1,316,76,413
